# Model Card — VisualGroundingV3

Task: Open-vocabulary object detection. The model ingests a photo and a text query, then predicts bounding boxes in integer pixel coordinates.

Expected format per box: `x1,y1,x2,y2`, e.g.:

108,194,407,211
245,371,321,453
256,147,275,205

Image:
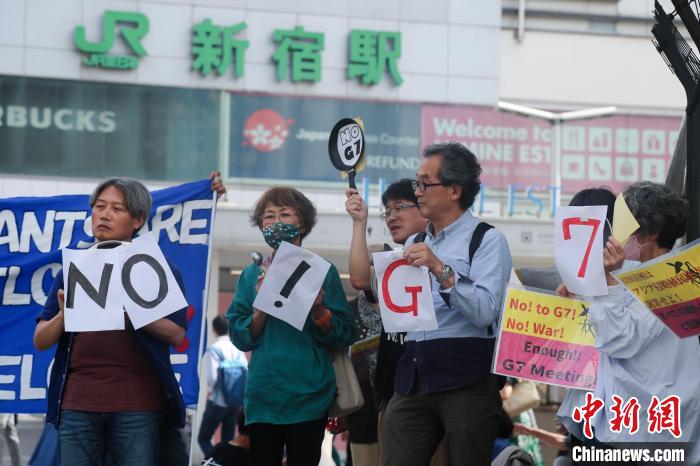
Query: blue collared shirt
395,210,513,395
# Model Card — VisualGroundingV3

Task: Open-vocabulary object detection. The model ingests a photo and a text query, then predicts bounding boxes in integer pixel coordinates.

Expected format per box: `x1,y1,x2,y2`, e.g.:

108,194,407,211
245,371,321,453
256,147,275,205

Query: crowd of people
28,142,700,466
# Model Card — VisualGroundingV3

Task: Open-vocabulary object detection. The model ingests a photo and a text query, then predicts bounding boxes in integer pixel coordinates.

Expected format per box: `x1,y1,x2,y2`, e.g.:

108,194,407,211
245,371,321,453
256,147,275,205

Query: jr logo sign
74,10,149,70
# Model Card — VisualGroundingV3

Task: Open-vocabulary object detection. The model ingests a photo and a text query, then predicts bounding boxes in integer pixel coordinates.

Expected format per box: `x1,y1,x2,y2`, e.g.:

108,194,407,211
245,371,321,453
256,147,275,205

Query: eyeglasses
261,211,297,223
411,179,448,192
379,204,419,221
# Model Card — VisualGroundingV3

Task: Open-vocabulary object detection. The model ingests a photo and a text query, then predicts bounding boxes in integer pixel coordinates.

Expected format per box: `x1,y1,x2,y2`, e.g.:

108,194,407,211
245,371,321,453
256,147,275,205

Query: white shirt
588,285,700,444
205,335,247,406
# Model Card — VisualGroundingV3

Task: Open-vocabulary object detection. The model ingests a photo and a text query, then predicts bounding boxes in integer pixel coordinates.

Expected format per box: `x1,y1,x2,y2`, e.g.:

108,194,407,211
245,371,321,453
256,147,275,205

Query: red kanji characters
648,395,682,438
572,392,605,439
609,395,640,434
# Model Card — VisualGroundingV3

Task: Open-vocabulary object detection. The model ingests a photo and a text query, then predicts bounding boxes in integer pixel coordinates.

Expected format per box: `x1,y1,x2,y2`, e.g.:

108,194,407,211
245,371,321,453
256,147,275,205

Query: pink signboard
493,287,599,390
421,105,681,194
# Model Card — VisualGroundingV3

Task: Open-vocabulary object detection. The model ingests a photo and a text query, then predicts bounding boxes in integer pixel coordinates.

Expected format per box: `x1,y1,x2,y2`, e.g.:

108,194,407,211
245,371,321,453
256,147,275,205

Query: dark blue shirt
38,259,188,428
395,211,512,395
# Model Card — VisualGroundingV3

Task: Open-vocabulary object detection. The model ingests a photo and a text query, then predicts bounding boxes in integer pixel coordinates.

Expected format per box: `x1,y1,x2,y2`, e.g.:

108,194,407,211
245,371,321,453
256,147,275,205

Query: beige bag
328,347,364,417
503,380,541,418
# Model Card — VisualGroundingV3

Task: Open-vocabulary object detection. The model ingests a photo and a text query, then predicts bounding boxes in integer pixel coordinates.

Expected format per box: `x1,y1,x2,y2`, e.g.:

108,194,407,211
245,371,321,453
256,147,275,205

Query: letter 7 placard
555,206,609,296
372,251,437,332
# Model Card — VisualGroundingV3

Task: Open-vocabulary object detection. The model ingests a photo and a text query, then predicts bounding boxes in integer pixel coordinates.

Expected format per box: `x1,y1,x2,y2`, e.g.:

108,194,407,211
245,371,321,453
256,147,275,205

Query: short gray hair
89,178,152,220
423,142,482,209
623,181,687,249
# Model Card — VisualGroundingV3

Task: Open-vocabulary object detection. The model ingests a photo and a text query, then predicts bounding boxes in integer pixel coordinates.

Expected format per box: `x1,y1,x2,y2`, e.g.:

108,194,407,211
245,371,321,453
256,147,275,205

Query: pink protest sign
493,286,599,390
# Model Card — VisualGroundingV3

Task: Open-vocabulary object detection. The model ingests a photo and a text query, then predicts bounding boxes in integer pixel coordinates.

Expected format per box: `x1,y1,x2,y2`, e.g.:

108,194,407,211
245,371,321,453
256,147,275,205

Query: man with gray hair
34,177,190,465
382,143,513,466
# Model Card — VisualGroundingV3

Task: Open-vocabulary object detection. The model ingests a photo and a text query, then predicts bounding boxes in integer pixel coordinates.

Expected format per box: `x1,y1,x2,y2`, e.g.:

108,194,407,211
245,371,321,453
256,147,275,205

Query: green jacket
228,262,356,425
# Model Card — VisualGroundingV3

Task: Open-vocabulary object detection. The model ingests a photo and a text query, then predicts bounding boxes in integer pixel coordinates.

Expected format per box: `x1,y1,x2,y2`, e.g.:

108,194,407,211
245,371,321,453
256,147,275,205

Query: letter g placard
381,259,422,317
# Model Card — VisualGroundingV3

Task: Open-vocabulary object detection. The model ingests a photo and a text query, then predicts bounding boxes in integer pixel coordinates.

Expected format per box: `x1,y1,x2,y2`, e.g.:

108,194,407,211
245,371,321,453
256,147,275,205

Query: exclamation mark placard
274,261,311,308
252,241,332,331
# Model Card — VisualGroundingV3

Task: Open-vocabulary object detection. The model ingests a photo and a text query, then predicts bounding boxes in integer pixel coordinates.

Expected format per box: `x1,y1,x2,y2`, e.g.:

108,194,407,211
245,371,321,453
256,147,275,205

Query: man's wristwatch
435,264,454,283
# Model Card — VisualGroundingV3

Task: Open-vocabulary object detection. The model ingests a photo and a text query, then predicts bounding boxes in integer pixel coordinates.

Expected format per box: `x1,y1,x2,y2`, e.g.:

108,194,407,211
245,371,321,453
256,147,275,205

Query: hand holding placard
328,117,366,189
611,239,700,338
372,250,437,332
252,242,331,331
62,246,125,332
62,234,188,332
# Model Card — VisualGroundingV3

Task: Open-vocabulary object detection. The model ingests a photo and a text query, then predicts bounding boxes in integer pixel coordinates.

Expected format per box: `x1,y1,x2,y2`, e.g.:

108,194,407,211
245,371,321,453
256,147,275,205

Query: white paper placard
62,247,125,332
372,250,438,333
253,242,331,331
120,233,188,329
555,206,609,297
61,235,188,332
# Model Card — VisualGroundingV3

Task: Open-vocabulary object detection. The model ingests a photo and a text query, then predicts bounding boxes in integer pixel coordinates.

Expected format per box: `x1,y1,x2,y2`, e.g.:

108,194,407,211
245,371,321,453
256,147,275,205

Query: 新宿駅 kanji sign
74,10,403,86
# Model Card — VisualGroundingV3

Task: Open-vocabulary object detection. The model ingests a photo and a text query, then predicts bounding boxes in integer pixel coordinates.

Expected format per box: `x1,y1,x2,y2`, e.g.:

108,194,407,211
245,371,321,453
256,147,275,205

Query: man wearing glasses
345,179,431,464
381,143,512,466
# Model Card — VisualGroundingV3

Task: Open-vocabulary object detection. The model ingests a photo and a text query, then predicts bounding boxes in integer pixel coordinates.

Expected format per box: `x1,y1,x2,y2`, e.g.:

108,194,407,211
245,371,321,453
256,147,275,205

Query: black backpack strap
468,222,494,263
469,222,495,335
363,289,377,304
413,232,427,244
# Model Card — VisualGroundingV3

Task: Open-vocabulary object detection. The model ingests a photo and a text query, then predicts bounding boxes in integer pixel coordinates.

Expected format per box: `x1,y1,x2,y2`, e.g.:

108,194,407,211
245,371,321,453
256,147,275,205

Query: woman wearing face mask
563,182,700,456
227,187,356,466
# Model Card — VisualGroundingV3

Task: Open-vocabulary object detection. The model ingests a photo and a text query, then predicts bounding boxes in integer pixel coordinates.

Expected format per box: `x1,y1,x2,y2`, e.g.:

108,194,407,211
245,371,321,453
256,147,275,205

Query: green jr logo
74,11,149,70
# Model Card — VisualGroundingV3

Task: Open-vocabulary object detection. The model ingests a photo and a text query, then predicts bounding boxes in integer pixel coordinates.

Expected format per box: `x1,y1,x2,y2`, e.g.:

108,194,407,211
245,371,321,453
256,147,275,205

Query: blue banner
0,179,214,413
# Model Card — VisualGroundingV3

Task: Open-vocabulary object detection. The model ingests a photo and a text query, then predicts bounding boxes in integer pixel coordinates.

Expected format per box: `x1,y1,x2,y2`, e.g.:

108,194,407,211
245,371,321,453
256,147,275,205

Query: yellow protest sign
493,286,598,390
612,193,640,245
500,287,596,346
612,239,700,338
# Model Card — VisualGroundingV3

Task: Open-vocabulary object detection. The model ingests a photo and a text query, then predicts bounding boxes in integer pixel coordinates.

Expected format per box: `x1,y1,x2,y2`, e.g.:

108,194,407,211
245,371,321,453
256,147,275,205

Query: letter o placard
121,254,168,309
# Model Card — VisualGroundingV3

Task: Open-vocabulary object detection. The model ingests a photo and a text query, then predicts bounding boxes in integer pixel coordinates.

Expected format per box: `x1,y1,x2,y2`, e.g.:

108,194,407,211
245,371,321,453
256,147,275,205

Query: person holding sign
559,182,700,447
345,179,428,406
382,143,513,466
347,179,450,466
227,187,356,466
33,178,191,466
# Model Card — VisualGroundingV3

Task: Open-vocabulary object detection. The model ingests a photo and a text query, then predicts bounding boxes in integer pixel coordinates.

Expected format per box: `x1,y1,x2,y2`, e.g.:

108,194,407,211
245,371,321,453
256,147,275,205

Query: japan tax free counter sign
493,286,598,390
0,180,214,412
229,94,421,184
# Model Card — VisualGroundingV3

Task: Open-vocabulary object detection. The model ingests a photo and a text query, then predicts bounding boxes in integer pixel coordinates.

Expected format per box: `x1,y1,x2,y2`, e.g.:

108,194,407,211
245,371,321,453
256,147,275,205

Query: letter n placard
62,247,125,331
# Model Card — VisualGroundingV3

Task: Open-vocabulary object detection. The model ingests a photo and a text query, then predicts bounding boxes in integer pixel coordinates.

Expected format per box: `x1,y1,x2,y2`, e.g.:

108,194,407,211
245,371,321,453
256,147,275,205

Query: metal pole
188,190,219,466
687,88,700,242
517,0,526,43
551,119,562,212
